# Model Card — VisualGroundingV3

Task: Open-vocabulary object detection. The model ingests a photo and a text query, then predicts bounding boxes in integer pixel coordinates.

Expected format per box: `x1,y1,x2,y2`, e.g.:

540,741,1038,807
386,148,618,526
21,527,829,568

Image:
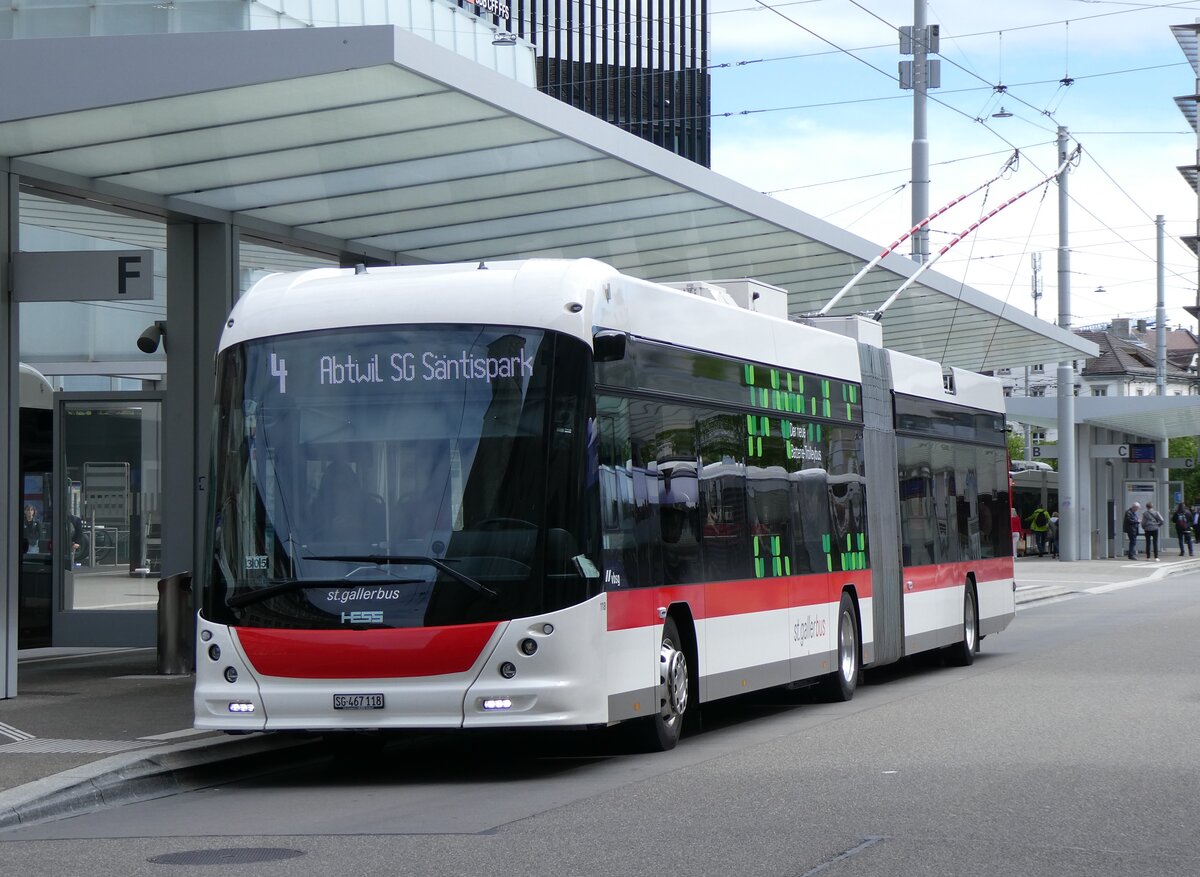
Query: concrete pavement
2,552,1197,832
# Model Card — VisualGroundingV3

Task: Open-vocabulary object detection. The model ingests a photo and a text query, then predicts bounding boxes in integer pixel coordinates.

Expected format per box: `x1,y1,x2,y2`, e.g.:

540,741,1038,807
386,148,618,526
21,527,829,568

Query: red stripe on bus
606,569,876,631
234,623,500,679
903,556,1014,592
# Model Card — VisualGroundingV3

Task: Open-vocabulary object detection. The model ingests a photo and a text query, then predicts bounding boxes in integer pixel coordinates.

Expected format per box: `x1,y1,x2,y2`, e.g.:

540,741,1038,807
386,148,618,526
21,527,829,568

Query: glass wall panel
12,5,90,37
19,192,166,390
61,400,163,612
18,390,52,646
95,4,168,34
239,236,339,298
175,0,246,32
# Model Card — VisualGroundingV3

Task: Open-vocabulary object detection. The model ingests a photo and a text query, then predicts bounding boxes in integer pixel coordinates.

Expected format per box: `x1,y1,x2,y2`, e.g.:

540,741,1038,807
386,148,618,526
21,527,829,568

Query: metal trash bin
156,571,194,675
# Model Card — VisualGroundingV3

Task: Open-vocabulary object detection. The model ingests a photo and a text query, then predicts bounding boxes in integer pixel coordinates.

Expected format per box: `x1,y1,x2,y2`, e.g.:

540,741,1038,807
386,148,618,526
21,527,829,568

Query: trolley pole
1056,126,1078,560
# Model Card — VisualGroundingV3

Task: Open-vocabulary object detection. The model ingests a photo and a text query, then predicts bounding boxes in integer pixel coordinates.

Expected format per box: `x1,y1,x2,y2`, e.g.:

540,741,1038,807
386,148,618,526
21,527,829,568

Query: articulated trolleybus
195,258,1015,750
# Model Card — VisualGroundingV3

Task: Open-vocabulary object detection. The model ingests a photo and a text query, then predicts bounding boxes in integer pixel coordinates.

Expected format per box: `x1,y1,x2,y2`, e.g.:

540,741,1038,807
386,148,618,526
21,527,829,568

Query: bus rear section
890,364,1016,662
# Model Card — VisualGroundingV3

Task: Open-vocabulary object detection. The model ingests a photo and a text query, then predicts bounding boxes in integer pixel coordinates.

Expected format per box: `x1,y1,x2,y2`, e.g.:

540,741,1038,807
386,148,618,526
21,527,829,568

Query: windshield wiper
301,554,498,598
226,571,428,609
227,579,342,609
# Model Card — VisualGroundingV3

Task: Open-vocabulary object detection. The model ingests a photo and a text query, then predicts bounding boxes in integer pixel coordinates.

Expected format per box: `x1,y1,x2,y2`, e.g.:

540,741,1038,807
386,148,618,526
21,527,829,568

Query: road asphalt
2,550,1198,832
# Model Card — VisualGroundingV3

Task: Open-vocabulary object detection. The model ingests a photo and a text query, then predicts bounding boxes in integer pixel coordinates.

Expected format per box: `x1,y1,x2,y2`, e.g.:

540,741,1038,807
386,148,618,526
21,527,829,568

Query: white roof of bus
19,363,54,410
224,259,865,384
225,259,1007,409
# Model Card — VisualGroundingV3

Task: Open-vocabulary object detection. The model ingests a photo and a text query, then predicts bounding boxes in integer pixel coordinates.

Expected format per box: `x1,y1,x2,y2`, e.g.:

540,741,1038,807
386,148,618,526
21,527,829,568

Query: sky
706,0,1200,332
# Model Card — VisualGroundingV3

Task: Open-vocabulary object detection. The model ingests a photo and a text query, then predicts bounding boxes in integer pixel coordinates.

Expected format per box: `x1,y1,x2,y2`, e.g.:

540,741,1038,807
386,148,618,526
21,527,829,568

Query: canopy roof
1007,396,1200,441
0,25,1095,372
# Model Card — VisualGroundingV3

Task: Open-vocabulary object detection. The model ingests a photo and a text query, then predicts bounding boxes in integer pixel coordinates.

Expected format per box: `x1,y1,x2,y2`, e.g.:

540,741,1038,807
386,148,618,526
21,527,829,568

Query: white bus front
194,323,608,732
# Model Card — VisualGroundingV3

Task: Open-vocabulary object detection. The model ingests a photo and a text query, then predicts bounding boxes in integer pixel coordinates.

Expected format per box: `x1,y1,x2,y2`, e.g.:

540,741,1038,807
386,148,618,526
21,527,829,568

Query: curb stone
0,732,320,832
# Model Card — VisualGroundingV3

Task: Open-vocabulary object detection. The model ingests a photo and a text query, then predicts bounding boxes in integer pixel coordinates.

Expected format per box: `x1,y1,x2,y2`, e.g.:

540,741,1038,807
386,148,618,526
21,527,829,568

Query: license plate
333,693,384,710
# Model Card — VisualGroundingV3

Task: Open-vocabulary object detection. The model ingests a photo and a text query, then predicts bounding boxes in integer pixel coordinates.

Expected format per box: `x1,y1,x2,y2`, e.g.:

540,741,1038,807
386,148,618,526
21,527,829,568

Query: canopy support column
163,222,238,585
1,171,16,698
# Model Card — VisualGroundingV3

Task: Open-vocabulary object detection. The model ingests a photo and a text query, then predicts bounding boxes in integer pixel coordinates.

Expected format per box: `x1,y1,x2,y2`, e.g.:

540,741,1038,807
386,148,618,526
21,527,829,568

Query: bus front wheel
639,616,689,752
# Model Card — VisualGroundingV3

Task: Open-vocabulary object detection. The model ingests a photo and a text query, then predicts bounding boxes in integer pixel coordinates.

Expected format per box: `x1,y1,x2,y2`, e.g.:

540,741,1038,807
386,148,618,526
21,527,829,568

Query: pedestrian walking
1173,502,1195,557
1047,510,1059,558
1141,502,1164,560
1123,502,1141,560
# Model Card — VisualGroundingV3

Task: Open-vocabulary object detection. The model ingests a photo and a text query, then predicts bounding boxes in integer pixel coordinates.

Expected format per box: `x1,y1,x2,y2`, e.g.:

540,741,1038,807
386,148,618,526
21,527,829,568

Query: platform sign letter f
117,255,141,295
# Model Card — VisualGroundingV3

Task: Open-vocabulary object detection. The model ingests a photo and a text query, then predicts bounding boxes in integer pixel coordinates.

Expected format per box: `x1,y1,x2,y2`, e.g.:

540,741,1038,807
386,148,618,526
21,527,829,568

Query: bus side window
826,426,868,572
627,399,662,588
746,415,794,579
897,438,935,567
657,405,701,585
788,420,831,575
697,412,748,582
597,399,638,588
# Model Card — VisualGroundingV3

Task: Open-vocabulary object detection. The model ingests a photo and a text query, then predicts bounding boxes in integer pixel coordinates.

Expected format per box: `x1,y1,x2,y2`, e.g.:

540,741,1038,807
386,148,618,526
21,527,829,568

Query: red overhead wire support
815,151,1019,316
869,145,1080,319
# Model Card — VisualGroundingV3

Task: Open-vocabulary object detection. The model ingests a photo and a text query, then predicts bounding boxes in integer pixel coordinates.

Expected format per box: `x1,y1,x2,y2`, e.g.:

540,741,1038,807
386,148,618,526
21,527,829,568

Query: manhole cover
148,848,305,866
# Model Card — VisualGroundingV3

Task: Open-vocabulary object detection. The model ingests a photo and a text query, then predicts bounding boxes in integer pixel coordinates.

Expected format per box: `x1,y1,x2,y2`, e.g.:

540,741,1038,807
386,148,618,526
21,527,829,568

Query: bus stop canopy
1006,396,1200,441
0,25,1096,372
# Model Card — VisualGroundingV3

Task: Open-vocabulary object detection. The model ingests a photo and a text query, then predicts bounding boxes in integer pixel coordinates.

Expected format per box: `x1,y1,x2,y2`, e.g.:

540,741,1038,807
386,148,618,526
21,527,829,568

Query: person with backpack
1124,502,1141,560
1141,502,1164,560
1173,502,1194,557
1027,505,1051,557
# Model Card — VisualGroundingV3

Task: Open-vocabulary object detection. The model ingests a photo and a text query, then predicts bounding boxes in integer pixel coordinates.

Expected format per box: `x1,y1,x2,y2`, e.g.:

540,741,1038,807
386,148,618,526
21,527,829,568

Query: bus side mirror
593,331,627,363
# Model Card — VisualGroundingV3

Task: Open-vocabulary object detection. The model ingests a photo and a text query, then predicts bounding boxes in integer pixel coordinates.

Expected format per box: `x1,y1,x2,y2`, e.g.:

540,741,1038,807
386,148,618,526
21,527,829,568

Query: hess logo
341,611,384,625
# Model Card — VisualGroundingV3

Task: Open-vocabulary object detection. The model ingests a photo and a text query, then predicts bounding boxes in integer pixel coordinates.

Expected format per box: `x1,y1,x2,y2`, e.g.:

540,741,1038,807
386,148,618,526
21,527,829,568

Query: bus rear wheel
639,616,689,752
822,592,859,702
944,582,978,667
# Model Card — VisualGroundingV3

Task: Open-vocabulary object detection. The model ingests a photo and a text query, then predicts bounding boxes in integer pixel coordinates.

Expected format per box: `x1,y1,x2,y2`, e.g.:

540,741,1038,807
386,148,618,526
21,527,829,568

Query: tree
1168,436,1200,504
1007,431,1024,464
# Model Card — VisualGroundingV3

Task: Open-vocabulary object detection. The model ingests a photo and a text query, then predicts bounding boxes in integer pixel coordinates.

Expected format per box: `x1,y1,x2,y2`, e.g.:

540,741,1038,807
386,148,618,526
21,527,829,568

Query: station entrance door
51,393,164,647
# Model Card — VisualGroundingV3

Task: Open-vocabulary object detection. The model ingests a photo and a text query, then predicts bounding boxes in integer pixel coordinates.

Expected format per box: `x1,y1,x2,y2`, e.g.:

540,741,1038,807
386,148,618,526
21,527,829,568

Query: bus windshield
204,324,599,630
